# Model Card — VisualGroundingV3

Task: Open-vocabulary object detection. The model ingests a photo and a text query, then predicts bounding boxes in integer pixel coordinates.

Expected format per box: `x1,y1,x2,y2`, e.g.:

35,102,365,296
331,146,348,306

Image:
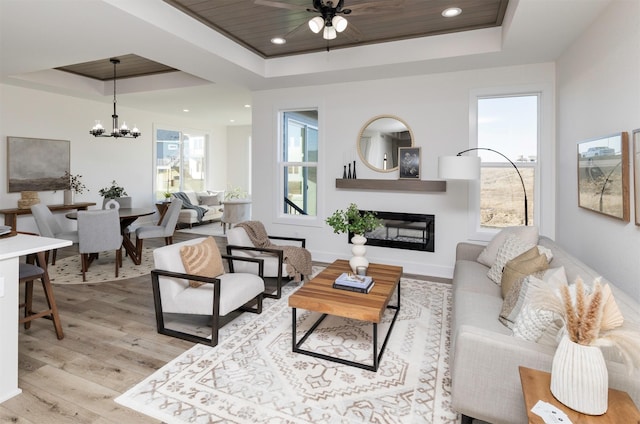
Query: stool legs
19,251,64,340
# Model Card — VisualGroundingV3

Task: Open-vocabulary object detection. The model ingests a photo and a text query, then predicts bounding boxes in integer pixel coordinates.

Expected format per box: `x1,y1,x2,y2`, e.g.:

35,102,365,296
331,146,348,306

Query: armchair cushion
180,237,225,288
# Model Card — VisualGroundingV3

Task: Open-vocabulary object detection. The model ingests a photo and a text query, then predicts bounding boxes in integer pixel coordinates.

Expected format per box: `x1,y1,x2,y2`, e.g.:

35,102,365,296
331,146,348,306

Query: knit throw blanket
236,221,312,282
173,192,208,222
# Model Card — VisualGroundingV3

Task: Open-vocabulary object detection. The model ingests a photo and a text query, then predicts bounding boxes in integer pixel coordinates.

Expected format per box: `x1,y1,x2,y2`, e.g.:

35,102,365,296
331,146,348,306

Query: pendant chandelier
90,58,140,138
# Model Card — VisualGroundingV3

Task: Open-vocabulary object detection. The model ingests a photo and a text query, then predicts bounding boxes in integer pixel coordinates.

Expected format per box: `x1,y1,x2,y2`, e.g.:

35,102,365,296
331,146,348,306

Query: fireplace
349,210,435,252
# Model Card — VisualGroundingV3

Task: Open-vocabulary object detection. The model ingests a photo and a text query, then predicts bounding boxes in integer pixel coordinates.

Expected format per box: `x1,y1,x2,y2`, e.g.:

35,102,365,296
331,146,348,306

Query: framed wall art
398,146,421,179
634,129,640,225
577,132,629,221
7,136,70,193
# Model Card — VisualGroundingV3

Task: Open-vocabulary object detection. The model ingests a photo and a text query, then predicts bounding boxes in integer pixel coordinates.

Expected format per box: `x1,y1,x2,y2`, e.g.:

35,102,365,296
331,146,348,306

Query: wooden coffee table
288,259,403,372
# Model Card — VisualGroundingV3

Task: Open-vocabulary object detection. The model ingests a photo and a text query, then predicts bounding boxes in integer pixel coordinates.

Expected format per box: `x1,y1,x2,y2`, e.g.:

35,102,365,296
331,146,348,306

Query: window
155,127,208,200
280,110,318,216
475,94,539,230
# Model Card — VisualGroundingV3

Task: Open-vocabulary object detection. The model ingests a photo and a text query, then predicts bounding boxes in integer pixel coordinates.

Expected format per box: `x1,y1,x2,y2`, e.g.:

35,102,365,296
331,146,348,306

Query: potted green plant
63,171,87,204
326,203,382,236
98,180,127,199
326,203,382,273
224,186,247,200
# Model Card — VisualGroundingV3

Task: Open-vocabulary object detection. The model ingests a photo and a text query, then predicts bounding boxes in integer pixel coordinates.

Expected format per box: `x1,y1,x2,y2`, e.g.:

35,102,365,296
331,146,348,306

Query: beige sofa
172,191,224,228
451,236,640,423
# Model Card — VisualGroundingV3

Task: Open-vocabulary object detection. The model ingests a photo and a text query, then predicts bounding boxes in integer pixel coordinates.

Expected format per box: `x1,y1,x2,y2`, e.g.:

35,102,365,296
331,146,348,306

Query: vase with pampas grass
529,277,640,415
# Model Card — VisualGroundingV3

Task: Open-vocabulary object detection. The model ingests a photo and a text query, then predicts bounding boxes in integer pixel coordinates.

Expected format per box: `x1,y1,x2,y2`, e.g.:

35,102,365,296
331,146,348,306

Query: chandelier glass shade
90,58,141,139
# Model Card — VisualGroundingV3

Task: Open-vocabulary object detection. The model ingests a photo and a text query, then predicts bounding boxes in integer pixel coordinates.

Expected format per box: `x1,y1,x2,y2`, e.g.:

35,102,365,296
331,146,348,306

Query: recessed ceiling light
230,119,235,123
244,104,251,108
183,109,190,112
442,7,462,18
271,37,286,45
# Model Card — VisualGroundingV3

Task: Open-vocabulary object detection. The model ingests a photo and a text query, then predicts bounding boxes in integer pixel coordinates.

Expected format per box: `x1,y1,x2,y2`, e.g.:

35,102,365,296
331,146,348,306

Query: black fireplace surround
348,210,435,252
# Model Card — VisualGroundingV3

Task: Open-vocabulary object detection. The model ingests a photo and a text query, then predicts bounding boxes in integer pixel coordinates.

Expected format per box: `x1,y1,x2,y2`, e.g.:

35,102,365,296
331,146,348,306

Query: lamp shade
332,16,348,32
309,16,324,33
438,155,481,180
323,26,337,40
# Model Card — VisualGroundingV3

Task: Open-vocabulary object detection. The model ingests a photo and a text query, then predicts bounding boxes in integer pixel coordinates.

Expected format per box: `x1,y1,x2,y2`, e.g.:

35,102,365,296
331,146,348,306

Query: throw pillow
477,225,539,267
179,237,225,288
500,248,549,298
199,195,220,206
487,234,536,285
499,267,566,329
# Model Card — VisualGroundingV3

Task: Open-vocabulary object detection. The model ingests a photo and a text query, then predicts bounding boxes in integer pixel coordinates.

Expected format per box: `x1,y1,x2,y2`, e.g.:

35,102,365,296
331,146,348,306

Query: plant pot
63,190,74,205
550,334,608,415
349,234,369,274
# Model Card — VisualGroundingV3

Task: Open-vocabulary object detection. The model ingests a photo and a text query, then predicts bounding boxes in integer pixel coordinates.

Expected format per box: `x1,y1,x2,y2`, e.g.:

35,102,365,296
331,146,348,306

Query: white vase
349,234,369,273
63,190,74,205
550,334,608,415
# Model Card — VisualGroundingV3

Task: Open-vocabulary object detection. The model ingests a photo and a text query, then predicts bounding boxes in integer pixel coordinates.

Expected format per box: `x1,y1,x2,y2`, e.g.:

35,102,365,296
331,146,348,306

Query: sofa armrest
451,325,555,424
268,235,306,248
455,242,484,262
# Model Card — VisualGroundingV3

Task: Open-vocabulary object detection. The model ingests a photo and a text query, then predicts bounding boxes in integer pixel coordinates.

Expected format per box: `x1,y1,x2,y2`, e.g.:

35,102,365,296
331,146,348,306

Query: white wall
251,63,556,278
226,125,252,195
0,84,230,233
556,1,640,302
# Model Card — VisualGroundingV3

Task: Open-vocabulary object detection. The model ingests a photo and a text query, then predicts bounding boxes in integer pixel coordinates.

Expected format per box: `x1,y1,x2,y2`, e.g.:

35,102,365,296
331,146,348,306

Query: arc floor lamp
438,148,529,226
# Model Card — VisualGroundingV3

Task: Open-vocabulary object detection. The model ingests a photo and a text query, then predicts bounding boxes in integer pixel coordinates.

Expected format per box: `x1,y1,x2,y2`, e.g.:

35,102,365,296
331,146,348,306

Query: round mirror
357,115,414,172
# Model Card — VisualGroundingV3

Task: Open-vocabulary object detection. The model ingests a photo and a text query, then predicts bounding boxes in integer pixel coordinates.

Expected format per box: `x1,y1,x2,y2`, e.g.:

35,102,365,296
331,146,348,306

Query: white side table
221,199,251,233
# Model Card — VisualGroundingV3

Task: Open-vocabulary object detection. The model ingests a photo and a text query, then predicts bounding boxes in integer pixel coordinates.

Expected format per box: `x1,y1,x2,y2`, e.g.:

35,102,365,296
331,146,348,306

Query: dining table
66,207,155,265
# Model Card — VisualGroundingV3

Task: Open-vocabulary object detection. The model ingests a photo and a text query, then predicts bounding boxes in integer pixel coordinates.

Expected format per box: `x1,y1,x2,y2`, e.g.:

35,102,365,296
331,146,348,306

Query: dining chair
102,196,132,209
134,198,183,260
31,203,79,265
19,251,64,339
77,209,123,282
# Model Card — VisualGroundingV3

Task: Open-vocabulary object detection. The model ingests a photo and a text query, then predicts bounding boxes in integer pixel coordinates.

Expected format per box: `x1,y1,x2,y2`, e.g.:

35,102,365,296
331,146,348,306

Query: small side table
519,366,640,423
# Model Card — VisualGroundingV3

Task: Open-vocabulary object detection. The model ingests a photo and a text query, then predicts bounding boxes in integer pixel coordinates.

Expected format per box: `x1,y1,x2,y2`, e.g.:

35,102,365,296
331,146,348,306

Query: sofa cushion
477,225,539,267
199,194,220,206
501,248,549,298
180,237,225,288
499,267,566,329
487,234,537,284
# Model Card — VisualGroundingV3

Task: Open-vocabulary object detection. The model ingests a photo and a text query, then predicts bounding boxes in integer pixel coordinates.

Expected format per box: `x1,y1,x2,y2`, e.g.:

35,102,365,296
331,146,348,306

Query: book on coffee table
333,280,375,293
334,272,372,287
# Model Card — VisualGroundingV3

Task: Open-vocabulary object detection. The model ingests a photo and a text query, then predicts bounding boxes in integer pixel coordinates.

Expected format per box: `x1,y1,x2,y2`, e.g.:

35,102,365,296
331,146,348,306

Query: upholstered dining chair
31,203,79,265
226,224,306,299
77,209,123,282
102,196,132,209
134,198,183,259
151,237,264,346
19,252,64,339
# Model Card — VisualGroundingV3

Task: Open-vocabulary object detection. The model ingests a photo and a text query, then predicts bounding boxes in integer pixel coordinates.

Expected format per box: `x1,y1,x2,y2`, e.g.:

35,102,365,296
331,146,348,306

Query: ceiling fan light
332,16,348,32
309,16,324,33
323,26,337,40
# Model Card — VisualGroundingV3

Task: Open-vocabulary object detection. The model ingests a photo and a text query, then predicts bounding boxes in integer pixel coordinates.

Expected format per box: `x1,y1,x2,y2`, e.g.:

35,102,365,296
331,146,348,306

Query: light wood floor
0,230,449,423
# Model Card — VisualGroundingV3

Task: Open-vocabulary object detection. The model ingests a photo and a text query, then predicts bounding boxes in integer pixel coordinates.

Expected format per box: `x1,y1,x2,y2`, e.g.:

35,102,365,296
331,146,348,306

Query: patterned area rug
48,248,154,284
177,222,226,237
115,274,459,423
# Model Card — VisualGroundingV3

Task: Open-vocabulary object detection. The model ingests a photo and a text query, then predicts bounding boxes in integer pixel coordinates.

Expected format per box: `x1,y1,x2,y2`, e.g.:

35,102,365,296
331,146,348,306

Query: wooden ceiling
164,0,509,58
54,1,508,80
56,54,177,81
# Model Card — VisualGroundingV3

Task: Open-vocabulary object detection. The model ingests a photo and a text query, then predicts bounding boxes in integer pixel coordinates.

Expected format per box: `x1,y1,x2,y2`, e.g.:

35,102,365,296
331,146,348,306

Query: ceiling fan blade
254,0,309,12
342,22,364,42
347,0,405,15
283,20,311,39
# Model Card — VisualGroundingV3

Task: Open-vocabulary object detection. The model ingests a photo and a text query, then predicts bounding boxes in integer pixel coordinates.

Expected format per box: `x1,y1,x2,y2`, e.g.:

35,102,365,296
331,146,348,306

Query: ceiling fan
255,0,403,41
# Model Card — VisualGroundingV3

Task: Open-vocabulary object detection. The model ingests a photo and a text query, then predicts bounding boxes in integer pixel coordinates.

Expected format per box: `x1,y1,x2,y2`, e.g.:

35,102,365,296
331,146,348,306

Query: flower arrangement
225,186,247,200
326,203,382,236
65,171,87,194
531,276,640,372
98,180,127,199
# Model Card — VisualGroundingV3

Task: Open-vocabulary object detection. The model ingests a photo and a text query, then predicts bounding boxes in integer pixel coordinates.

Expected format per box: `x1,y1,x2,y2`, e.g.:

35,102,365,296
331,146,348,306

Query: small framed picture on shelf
398,147,421,179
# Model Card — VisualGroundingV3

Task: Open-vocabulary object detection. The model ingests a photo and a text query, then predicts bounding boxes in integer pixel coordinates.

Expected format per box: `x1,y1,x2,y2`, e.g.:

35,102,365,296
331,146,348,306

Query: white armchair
151,237,265,346
226,226,306,299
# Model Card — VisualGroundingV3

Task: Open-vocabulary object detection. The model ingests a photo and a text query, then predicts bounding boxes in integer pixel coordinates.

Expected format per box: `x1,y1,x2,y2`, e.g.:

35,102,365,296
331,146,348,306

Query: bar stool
19,252,64,339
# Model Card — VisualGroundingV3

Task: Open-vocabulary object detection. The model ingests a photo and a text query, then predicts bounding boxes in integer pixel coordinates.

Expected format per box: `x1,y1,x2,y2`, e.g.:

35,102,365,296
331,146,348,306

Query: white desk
0,234,72,403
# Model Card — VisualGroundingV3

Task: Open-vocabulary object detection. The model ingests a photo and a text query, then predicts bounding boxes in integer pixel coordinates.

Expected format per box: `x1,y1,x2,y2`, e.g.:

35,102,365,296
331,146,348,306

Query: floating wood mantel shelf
335,179,446,192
